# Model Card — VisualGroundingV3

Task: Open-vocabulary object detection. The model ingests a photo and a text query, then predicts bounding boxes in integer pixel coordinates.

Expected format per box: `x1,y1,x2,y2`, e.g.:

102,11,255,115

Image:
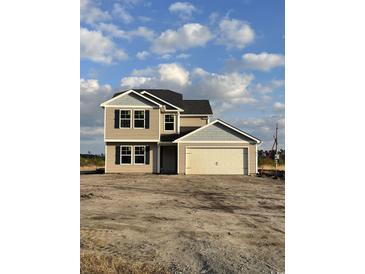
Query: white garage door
186,147,248,175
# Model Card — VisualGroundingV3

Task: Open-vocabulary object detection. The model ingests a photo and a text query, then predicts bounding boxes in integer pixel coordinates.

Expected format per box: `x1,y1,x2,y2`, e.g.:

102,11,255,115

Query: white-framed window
120,146,132,164
164,114,175,131
134,146,145,164
120,110,131,128
134,110,145,128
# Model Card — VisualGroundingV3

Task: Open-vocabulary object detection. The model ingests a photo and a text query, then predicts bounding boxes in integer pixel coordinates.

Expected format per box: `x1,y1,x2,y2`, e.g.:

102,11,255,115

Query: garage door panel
186,148,246,175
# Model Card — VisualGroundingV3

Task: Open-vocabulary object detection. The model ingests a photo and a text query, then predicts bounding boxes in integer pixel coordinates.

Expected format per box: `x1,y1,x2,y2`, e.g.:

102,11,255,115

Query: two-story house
100,89,261,175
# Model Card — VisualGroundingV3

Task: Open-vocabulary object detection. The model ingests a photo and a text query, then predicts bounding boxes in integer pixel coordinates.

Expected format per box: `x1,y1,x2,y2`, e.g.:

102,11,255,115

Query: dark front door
160,146,177,174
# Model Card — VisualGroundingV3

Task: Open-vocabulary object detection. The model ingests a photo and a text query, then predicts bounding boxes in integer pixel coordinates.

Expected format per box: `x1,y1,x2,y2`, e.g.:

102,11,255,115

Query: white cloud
130,26,156,41
96,23,128,39
112,3,134,24
176,53,190,59
209,12,219,25
80,0,111,25
80,126,104,137
151,23,214,54
121,63,190,88
192,68,254,100
136,51,150,60
169,2,197,20
80,79,112,129
274,102,285,111
138,16,152,23
241,52,285,71
80,27,128,64
159,63,190,86
160,54,172,60
251,79,285,94
217,18,255,49
97,23,155,41
233,115,285,150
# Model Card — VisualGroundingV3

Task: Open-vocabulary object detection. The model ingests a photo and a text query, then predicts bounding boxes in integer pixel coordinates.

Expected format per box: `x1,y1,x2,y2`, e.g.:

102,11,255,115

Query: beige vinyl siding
180,116,208,127
178,142,257,175
160,112,178,134
105,143,158,173
105,107,159,140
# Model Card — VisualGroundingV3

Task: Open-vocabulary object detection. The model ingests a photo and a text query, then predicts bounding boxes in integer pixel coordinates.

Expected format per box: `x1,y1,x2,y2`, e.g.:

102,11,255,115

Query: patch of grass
80,252,169,274
80,154,105,167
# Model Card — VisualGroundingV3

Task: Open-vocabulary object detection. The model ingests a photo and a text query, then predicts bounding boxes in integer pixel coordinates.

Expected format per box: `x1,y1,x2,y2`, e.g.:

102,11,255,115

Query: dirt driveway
81,174,284,273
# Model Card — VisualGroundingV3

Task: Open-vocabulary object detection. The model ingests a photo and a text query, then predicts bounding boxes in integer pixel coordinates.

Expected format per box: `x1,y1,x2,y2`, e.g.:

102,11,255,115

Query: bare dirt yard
81,174,284,274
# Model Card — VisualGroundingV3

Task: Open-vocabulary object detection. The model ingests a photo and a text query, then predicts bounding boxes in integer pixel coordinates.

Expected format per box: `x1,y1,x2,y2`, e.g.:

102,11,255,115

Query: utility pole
271,123,279,178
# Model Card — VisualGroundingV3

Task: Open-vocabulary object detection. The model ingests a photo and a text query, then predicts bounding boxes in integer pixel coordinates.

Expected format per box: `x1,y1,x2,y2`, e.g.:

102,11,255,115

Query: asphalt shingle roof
111,89,213,115
182,100,213,115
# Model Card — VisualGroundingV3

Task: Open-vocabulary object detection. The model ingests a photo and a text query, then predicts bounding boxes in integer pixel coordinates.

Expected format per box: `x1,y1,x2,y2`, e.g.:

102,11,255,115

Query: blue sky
80,0,285,153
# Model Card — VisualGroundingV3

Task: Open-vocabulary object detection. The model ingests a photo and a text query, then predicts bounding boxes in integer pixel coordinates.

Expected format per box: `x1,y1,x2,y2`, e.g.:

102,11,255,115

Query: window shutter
115,145,120,165
145,145,150,164
145,110,150,129
114,110,120,128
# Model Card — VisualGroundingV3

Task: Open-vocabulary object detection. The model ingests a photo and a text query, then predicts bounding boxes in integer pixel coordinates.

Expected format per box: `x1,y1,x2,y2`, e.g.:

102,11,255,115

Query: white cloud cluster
97,23,155,41
80,0,111,25
136,51,150,60
251,79,285,94
151,23,214,54
234,115,285,149
112,3,134,24
176,53,190,59
241,52,285,71
120,63,256,112
121,63,190,88
80,79,112,128
274,102,285,111
169,2,197,20
80,27,128,64
217,18,255,49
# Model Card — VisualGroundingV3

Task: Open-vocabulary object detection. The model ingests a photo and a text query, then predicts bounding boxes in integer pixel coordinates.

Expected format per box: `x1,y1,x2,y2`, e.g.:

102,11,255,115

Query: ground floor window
121,146,131,164
134,146,145,164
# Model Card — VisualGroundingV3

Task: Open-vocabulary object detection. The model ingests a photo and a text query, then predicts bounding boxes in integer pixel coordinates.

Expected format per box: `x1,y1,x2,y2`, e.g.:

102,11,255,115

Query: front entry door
160,146,177,174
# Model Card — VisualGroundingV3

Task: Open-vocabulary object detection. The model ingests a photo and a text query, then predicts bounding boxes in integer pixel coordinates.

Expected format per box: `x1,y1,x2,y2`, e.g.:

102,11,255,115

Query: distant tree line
258,149,285,166
80,153,105,167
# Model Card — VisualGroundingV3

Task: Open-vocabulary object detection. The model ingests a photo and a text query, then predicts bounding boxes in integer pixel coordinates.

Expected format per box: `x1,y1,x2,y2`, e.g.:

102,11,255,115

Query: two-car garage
174,120,261,176
185,147,249,175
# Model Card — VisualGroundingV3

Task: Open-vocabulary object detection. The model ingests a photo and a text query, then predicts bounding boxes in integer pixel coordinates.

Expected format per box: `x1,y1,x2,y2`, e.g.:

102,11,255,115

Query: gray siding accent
183,123,251,142
105,93,157,107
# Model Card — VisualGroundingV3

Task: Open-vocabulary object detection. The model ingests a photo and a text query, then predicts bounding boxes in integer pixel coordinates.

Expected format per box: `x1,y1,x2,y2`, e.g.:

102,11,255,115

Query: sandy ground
81,174,285,273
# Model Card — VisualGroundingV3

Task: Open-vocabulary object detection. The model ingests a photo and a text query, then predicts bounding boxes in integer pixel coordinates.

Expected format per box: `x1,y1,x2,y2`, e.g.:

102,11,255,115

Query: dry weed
80,252,169,274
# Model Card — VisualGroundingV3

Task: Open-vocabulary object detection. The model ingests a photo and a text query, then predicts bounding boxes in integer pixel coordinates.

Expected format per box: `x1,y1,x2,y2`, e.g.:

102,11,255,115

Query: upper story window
120,110,131,128
134,110,145,128
164,114,175,131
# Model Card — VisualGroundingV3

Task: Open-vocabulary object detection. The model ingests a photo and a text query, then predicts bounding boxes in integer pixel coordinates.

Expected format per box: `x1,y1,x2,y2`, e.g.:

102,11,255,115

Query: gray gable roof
110,89,213,115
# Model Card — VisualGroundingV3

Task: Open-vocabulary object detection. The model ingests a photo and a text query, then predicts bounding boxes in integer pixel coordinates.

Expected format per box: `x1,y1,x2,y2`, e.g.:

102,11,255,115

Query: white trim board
105,139,159,142
176,141,249,143
100,90,162,107
180,114,212,117
173,119,261,143
102,105,156,109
